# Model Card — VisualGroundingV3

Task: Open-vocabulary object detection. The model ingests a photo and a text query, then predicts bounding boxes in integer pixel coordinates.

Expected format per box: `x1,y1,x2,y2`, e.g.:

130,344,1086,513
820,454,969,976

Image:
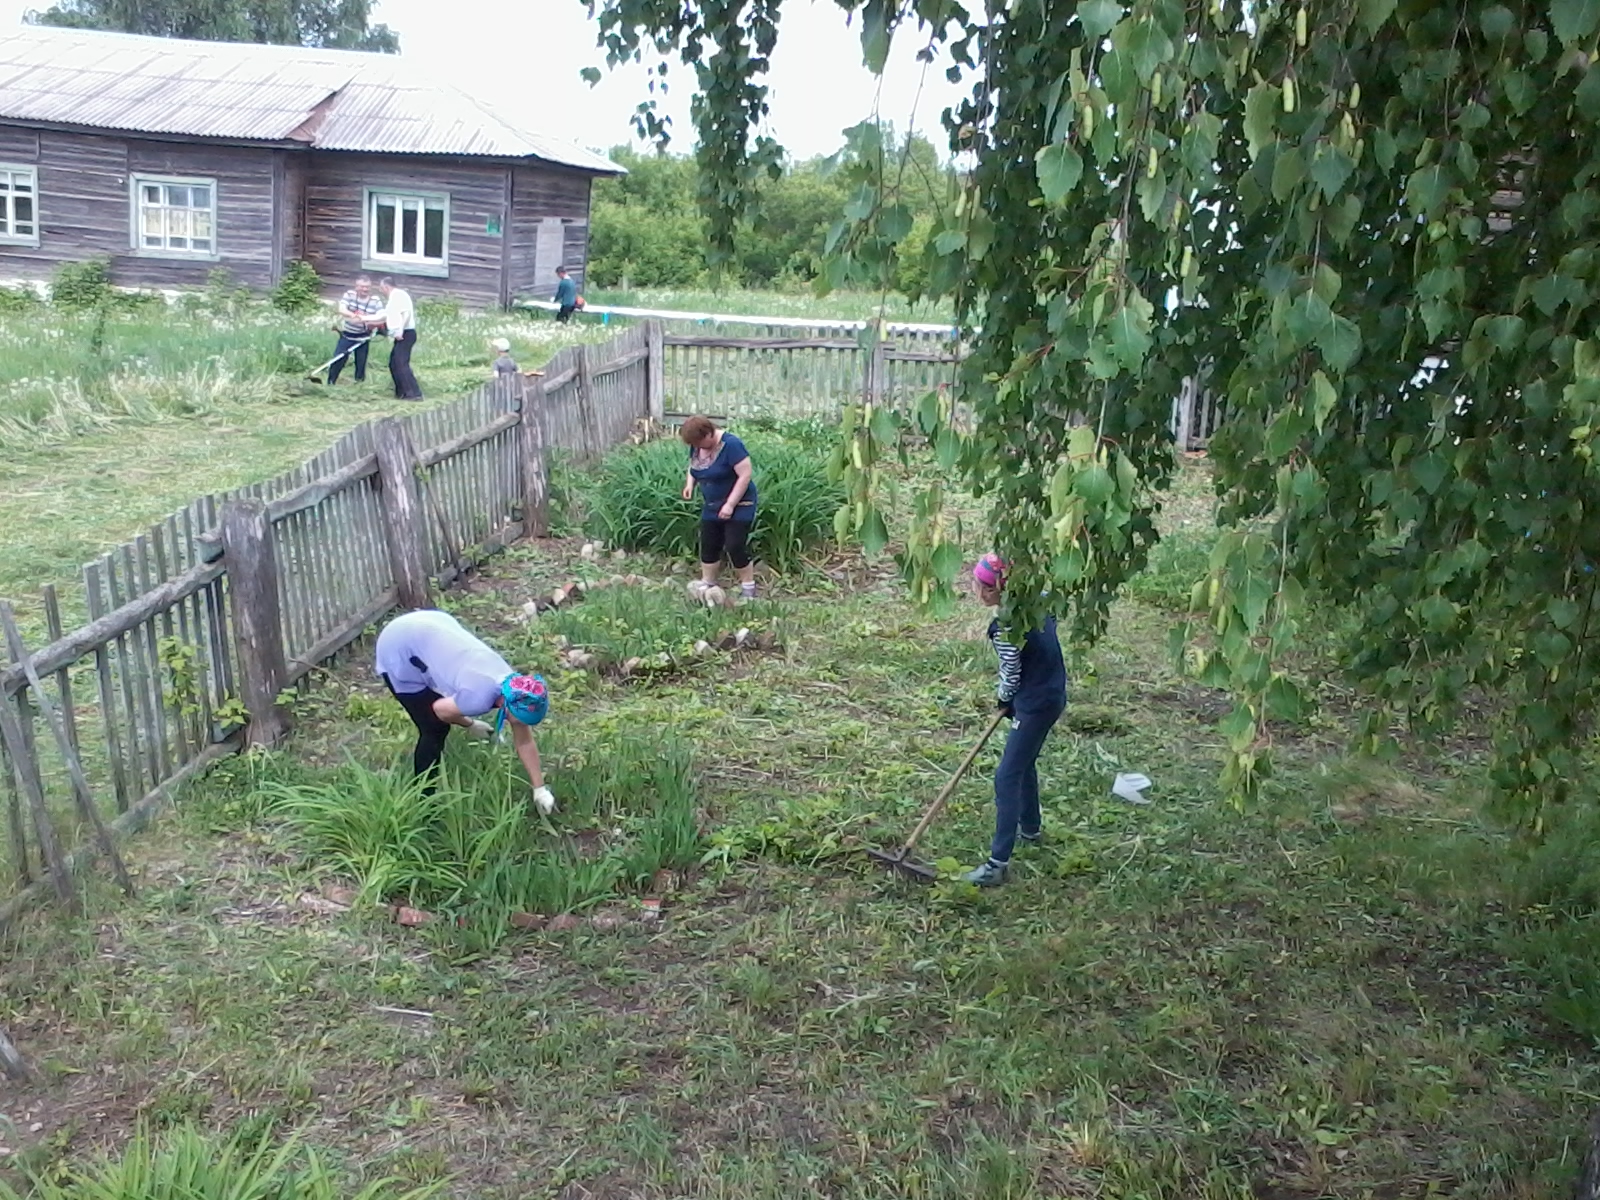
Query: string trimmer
868,709,1007,883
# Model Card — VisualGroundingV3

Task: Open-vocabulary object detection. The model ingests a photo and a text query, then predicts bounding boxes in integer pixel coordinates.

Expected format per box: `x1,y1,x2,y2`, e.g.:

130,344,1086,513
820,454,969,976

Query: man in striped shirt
328,275,383,385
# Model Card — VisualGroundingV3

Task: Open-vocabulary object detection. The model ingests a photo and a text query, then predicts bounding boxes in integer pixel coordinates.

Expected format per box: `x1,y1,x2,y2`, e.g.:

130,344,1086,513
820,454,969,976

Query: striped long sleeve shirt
990,625,1023,703
986,615,1068,713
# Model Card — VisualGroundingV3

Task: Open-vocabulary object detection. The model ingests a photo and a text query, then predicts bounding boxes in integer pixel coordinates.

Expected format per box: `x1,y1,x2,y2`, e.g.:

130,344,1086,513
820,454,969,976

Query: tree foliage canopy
29,0,398,50
592,0,1600,826
589,136,950,291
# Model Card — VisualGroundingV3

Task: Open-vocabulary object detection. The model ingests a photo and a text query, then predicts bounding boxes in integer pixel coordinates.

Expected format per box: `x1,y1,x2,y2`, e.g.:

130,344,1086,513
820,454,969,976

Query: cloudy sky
1,0,970,162
369,0,969,161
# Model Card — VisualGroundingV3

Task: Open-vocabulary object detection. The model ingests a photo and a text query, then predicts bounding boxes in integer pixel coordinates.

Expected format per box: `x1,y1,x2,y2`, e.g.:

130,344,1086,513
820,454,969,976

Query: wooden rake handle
900,709,1009,855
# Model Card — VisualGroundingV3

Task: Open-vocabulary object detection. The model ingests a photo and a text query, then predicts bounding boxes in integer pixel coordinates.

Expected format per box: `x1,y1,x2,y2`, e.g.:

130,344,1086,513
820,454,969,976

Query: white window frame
129,173,218,259
0,163,39,247
362,187,450,278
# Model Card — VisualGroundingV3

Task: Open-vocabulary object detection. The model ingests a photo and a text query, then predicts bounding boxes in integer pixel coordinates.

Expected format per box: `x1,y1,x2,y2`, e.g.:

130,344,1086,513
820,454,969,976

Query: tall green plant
0,1122,441,1200
586,435,841,573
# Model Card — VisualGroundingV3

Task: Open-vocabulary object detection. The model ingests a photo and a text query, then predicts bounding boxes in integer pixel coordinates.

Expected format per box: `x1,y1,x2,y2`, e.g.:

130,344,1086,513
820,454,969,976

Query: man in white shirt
376,276,423,400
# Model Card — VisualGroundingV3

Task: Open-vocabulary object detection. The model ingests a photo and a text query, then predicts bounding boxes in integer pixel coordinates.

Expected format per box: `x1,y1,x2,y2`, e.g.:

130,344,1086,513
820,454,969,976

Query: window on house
0,165,37,246
132,175,216,256
367,191,447,266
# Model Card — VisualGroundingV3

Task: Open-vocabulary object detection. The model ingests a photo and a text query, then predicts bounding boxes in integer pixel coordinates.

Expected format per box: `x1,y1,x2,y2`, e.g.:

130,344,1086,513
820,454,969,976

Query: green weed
535,581,783,673
0,1122,442,1200
585,435,841,573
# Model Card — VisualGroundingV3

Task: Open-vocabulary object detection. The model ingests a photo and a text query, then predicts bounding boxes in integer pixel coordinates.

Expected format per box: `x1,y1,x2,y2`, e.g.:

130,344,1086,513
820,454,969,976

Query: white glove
533,786,557,815
463,719,493,740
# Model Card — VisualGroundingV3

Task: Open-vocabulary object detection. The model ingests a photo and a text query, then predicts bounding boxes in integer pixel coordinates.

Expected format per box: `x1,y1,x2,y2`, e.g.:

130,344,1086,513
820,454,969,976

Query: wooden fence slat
0,603,134,897
373,419,431,610
220,500,290,747
0,658,73,912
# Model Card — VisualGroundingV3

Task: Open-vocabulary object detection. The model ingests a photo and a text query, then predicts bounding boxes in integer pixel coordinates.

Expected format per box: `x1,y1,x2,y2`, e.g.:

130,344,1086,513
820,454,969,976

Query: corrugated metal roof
0,26,623,172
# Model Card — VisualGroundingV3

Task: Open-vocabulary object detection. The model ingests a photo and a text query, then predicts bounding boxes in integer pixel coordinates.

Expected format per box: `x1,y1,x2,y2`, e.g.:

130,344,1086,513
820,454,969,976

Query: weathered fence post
0,1026,37,1084
576,344,598,458
1174,375,1197,452
220,499,291,748
646,319,666,423
862,318,887,409
520,374,550,538
373,418,432,610
0,602,133,897
0,680,73,912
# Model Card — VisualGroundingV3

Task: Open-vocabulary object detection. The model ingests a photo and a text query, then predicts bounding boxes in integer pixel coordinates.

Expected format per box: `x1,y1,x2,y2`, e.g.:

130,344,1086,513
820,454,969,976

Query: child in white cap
491,337,519,378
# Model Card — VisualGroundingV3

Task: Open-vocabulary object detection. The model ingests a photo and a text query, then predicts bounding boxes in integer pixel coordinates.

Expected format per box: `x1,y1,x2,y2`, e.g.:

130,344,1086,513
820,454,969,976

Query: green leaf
1285,288,1334,349
1318,315,1362,372
833,504,853,544
1034,141,1085,204
1405,165,1452,219
935,428,961,470
1075,463,1115,506
1068,425,1098,460
1358,0,1398,35
931,541,964,580
1076,0,1122,39
1271,146,1306,202
1309,145,1355,201
1486,314,1526,355
1241,573,1274,631
1419,594,1457,633
861,505,890,557
1243,80,1277,162
869,404,898,445
1106,290,1155,373
878,203,914,242
916,390,940,436
1309,370,1337,432
1549,598,1582,630
1123,17,1174,81
1413,452,1448,495
1479,4,1515,38
1551,0,1600,47
1534,629,1574,668
1219,702,1257,751
933,229,965,255
860,0,892,71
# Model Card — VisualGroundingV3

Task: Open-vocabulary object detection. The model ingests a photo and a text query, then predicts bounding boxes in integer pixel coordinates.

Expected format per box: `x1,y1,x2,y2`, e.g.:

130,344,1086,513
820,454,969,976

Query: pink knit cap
972,553,1005,588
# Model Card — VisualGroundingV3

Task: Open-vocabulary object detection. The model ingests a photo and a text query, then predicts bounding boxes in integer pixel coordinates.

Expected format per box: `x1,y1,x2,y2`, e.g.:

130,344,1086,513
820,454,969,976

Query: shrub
0,1121,442,1200
50,257,113,311
0,283,41,313
416,293,461,322
271,259,325,314
586,434,842,573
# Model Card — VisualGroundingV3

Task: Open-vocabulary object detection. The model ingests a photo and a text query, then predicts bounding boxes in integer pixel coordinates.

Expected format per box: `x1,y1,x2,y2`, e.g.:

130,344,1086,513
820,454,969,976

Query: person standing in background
553,266,579,324
376,277,423,400
328,274,382,385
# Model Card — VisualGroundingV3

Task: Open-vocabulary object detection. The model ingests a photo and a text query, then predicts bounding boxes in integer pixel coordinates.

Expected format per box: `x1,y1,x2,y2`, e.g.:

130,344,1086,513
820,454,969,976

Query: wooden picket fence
0,321,662,927
0,305,1224,929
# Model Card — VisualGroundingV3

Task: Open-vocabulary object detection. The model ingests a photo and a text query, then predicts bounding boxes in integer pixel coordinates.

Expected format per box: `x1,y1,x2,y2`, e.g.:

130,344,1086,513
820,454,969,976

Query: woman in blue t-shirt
679,414,759,600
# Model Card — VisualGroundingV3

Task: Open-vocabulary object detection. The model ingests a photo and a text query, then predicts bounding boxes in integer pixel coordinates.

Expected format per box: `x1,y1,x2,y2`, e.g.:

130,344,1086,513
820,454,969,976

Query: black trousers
556,305,577,324
700,517,752,568
326,334,368,384
388,329,422,400
382,675,449,782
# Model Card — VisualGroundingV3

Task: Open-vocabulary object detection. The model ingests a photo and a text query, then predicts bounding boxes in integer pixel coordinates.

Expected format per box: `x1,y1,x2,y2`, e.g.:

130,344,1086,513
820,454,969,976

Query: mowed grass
0,304,610,632
2,519,1595,1198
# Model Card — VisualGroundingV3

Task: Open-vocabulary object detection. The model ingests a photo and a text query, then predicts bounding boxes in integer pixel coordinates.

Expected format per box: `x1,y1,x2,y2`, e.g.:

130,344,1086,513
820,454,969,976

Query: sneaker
962,860,1008,887
740,583,758,601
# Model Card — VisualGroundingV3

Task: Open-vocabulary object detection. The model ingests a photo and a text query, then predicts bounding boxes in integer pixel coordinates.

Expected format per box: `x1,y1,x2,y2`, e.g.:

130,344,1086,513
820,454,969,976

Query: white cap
492,337,511,352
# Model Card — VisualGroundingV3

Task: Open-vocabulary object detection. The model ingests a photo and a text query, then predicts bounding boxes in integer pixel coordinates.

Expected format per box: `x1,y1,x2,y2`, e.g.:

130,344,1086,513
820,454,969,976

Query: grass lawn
0,305,609,634
1,458,1594,1198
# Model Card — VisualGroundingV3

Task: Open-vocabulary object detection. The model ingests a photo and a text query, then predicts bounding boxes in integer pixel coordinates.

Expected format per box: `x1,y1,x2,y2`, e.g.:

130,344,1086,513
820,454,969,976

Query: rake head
866,846,938,884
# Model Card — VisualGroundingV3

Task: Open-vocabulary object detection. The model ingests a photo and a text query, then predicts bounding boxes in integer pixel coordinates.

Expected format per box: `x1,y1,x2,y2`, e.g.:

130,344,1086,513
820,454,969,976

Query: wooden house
0,25,623,307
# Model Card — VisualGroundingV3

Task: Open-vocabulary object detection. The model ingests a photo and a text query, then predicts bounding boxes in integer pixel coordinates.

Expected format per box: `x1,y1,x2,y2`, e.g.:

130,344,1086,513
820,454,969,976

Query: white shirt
378,287,416,334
